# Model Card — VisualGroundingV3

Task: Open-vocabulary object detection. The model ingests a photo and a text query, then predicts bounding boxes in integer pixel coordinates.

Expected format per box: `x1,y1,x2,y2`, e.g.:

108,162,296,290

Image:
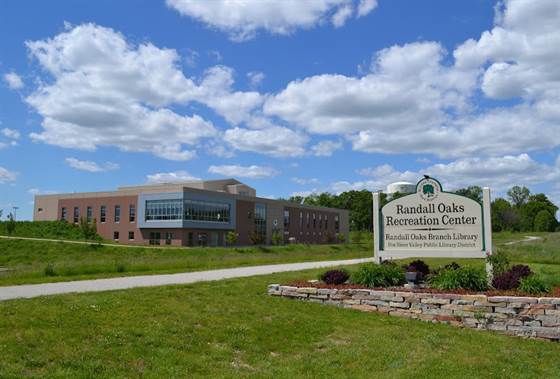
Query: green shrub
518,275,550,295
429,266,488,291
534,210,556,232
225,231,238,246
336,233,346,243
351,263,405,288
44,264,57,277
116,263,127,273
271,231,283,246
487,249,510,277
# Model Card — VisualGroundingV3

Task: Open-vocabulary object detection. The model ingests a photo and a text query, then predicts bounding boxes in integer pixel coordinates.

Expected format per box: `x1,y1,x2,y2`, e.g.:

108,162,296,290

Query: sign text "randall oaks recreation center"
373,177,492,260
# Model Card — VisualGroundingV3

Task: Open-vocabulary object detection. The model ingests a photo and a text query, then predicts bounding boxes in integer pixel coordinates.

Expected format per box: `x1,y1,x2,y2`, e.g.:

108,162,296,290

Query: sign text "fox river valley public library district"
372,177,493,261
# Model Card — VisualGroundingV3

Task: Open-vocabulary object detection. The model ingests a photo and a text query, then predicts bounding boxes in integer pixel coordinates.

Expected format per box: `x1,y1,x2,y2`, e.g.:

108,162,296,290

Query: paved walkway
504,236,542,245
0,257,374,301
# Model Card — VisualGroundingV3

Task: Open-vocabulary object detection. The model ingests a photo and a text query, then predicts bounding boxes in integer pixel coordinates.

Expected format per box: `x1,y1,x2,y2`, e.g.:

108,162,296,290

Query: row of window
62,205,136,223
144,199,231,223
113,231,136,241
284,210,339,231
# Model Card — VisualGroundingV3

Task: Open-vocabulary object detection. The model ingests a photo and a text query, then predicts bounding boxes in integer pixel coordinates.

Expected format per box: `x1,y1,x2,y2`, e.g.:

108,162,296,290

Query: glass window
87,206,93,223
149,232,161,245
198,232,208,247
210,232,219,247
129,205,136,222
299,211,303,227
165,232,172,245
128,231,134,240
188,232,193,247
313,213,316,228
335,215,340,232
115,205,121,223
73,207,79,224
284,209,290,228
144,199,231,223
319,214,323,229
254,203,267,242
61,207,67,221
325,215,328,229
306,213,310,228
113,231,119,240
100,205,106,223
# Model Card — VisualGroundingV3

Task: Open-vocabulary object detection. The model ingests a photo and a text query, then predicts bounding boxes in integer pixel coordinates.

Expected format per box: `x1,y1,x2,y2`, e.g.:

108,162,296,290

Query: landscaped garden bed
268,255,560,341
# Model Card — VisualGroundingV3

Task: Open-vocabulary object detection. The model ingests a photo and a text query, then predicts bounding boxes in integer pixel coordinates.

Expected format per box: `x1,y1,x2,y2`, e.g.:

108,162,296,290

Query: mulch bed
287,280,560,298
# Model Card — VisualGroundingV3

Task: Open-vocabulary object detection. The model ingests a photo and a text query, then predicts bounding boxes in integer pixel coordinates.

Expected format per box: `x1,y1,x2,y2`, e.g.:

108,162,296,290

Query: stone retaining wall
268,284,560,341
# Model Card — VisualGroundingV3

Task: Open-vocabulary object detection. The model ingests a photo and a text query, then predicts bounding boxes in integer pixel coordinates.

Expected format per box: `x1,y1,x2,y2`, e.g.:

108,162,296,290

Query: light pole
12,206,18,221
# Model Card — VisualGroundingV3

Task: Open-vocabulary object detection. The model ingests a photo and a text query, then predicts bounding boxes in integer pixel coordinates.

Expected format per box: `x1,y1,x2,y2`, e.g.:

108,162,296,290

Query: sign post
373,177,492,266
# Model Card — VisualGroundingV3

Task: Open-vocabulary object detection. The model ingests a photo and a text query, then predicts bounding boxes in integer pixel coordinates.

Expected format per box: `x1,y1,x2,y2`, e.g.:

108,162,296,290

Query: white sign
373,177,492,261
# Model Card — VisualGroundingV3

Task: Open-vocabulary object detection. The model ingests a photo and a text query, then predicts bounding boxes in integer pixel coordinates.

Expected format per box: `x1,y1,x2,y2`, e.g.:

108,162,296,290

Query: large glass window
144,199,230,223
184,199,230,223
115,205,121,223
145,199,183,221
100,206,106,223
254,203,267,242
284,209,290,228
61,207,67,221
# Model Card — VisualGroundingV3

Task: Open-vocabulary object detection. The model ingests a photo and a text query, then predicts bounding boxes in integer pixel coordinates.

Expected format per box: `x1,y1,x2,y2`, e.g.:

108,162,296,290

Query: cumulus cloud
65,157,119,172
265,1,560,159
1,128,20,139
247,71,265,88
25,23,216,161
291,177,320,185
223,126,308,157
3,72,24,89
208,164,278,179
341,154,560,194
310,140,343,156
0,167,17,183
166,0,378,41
146,170,200,184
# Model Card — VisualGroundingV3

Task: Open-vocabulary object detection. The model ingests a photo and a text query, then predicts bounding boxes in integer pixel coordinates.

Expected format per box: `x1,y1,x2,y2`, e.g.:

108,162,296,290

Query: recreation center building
33,179,349,247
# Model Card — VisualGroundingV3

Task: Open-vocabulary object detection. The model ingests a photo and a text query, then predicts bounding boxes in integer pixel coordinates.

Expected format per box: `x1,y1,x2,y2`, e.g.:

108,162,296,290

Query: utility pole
12,206,19,221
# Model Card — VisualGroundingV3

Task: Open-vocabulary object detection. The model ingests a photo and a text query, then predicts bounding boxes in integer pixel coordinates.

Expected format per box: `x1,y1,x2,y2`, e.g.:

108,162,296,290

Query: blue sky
1,0,559,220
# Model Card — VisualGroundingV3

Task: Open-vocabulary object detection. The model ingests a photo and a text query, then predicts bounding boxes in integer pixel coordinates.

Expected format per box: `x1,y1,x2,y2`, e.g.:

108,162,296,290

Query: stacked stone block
268,285,560,341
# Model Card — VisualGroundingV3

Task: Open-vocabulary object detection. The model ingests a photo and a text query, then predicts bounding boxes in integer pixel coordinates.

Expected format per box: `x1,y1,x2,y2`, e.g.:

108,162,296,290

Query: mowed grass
0,239,370,285
1,268,559,378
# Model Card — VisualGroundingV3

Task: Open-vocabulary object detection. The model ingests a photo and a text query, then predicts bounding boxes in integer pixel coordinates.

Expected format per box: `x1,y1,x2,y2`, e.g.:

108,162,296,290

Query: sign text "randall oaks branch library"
373,177,492,261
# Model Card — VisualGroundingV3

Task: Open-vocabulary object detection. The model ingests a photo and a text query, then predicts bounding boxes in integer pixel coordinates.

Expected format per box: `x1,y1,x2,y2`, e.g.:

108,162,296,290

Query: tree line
285,185,559,233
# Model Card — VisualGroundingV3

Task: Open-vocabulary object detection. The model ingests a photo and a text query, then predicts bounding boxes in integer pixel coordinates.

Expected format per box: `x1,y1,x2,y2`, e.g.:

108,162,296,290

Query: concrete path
0,257,374,301
504,236,542,245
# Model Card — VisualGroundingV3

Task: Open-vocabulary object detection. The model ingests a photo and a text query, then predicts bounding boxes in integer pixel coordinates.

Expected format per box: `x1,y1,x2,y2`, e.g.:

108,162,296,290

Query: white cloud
166,0,377,41
25,23,216,161
3,72,24,89
247,71,265,88
310,140,342,156
65,157,120,173
346,154,560,194
208,164,278,179
264,1,560,159
1,128,20,139
291,177,320,185
146,170,200,184
357,0,377,17
223,126,308,157
0,167,17,183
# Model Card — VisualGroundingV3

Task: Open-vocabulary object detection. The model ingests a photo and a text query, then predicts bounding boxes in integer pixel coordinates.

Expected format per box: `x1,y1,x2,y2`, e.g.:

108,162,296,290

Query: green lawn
1,268,559,378
0,239,370,285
